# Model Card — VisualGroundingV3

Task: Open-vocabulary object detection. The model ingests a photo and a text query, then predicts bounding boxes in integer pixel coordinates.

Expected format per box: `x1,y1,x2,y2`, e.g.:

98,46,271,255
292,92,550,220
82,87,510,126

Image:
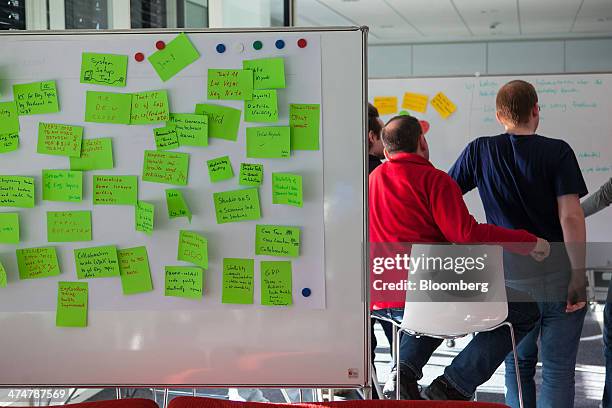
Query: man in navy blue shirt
449,80,588,408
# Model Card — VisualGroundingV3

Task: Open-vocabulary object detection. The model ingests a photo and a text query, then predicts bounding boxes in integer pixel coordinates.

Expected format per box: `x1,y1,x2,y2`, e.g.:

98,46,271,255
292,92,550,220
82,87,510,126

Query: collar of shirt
387,152,433,168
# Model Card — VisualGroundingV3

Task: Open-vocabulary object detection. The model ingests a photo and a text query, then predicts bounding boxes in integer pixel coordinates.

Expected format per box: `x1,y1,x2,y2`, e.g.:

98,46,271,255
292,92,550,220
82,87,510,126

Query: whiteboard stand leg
362,386,372,400
329,389,335,402
163,388,169,408
280,389,291,403
192,388,196,397
116,388,121,400
299,389,304,403
152,389,158,404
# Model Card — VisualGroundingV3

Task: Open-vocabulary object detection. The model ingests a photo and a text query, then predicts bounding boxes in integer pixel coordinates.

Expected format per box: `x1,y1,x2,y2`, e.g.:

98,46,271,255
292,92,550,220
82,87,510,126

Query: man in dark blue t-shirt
449,80,588,408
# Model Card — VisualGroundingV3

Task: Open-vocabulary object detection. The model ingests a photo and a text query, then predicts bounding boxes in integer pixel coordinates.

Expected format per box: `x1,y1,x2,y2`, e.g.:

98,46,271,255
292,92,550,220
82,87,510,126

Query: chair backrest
168,396,511,408
399,244,508,337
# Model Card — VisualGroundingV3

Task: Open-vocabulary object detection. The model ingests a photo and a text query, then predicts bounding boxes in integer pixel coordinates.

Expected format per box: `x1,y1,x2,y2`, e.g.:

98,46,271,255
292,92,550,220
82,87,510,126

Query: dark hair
368,103,382,144
382,115,423,154
496,80,538,126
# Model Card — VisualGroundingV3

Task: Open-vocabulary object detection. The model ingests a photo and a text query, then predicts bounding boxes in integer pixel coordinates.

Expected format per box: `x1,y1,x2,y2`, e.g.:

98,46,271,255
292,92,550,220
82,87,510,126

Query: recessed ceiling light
489,21,501,29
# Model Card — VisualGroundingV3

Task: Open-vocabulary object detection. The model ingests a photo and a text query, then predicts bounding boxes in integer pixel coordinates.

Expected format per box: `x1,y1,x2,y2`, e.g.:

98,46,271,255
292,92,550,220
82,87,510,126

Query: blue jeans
603,302,612,408
504,302,587,408
371,308,404,368
399,299,539,397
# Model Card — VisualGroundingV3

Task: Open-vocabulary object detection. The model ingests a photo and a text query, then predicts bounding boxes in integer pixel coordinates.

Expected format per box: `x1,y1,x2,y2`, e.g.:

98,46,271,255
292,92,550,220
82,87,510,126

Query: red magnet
297,38,308,48
134,52,145,62
156,40,166,50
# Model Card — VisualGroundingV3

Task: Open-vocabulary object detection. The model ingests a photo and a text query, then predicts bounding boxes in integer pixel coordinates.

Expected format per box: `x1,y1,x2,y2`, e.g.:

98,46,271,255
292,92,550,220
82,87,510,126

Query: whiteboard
0,27,368,387
370,74,612,266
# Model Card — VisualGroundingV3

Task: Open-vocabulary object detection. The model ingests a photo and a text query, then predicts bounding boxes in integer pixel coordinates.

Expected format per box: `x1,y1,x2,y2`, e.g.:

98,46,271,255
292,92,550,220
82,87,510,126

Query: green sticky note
290,104,320,150
37,123,83,157
168,113,208,146
131,90,170,124
0,101,19,133
74,245,120,279
208,69,253,100
239,163,263,187
135,201,155,235
194,104,241,141
154,125,179,150
13,81,59,115
256,225,300,257
178,230,208,269
16,247,61,279
80,52,128,87
148,33,200,82
272,172,303,207
0,262,6,288
207,156,233,183
166,189,192,222
245,90,278,123
70,137,114,171
222,258,254,304
0,176,35,208
246,126,290,158
93,175,138,205
118,246,153,295
143,150,189,186
47,211,92,242
165,266,204,299
85,91,132,124
42,170,83,202
261,260,292,306
243,57,286,90
213,188,261,224
0,212,19,244
0,132,19,153
56,281,88,327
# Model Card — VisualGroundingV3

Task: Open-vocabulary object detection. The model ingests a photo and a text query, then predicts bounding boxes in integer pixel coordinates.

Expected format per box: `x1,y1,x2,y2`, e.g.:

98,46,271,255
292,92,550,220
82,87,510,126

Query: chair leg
371,363,383,399
503,322,524,408
396,329,402,400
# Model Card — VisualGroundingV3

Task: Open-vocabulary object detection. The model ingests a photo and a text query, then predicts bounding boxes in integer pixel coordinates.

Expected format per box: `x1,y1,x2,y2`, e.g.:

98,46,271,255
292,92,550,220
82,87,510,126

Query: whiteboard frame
0,26,371,390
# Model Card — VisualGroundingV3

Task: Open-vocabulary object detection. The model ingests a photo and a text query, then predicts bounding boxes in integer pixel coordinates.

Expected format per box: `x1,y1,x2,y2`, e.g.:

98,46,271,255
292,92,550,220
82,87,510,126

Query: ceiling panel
520,0,582,34
572,0,612,33
453,0,520,36
385,0,471,37
318,0,421,36
295,0,355,26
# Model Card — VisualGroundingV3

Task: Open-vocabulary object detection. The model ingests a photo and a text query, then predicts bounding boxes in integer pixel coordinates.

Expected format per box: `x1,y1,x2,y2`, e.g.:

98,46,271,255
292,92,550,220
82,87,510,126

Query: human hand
566,270,587,313
530,237,550,262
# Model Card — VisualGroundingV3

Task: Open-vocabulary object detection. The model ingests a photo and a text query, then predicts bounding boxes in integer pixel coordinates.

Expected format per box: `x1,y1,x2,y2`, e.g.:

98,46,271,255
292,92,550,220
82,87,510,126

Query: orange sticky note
430,92,457,119
373,96,398,115
402,92,429,113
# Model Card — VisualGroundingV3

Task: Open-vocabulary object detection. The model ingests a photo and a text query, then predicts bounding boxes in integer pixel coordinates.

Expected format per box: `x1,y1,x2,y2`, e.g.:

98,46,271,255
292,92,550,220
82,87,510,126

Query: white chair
395,244,524,408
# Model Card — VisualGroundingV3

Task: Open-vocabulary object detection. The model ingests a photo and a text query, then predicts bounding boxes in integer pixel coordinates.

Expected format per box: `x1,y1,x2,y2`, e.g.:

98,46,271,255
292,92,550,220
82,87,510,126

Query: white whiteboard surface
370,74,612,265
0,28,368,387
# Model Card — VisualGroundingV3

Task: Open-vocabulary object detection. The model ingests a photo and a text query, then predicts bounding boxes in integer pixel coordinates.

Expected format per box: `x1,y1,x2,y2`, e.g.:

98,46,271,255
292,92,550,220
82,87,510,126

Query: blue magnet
302,288,312,297
216,43,226,53
275,39,285,49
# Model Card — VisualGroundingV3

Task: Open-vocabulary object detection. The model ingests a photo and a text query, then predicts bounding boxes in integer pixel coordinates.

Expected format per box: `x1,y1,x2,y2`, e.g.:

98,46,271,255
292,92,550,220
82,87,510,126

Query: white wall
369,37,612,78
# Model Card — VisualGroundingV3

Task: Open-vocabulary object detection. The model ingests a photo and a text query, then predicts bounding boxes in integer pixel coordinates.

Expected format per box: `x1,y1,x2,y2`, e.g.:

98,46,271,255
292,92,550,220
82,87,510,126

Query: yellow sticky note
373,97,398,115
430,92,457,119
402,92,429,113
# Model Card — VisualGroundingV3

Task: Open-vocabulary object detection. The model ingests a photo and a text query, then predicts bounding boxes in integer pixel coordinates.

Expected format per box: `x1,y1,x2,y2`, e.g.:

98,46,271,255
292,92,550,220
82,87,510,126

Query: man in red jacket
370,115,549,400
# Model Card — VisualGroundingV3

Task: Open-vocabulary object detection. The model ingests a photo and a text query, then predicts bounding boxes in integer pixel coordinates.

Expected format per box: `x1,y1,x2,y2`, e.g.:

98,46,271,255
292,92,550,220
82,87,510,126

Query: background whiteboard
0,27,368,387
370,74,612,265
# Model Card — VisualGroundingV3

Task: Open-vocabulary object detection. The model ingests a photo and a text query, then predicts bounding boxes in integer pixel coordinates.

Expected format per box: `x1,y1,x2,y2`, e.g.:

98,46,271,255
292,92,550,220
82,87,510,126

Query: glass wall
0,0,26,30
65,0,108,29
